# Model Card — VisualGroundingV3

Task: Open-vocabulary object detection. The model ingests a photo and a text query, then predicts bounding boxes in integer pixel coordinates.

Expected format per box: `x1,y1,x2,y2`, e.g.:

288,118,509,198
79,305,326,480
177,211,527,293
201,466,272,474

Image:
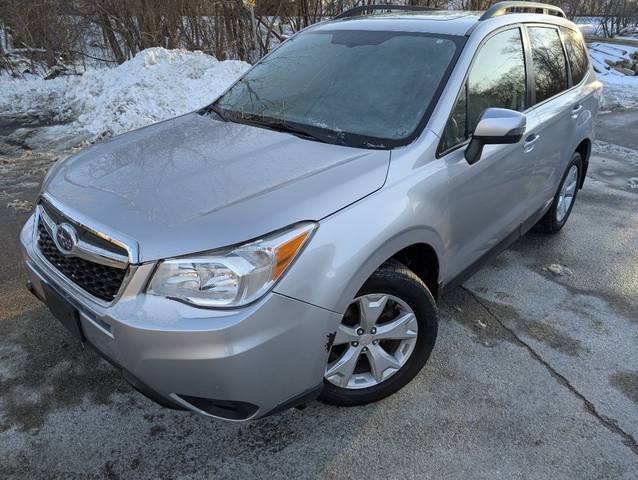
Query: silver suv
21,2,600,421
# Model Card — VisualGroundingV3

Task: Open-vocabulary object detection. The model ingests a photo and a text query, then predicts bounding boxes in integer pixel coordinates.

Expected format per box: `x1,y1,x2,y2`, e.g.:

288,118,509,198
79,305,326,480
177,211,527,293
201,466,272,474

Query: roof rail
479,1,566,21
334,4,435,20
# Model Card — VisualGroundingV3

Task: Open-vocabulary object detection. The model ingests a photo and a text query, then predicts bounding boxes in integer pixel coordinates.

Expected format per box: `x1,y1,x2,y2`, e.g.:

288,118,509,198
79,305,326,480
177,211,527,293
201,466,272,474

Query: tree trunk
99,12,125,64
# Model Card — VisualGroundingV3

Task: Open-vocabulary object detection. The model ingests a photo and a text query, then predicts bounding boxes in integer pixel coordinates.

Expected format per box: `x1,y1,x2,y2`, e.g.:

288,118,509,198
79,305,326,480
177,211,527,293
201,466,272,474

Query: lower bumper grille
37,220,126,302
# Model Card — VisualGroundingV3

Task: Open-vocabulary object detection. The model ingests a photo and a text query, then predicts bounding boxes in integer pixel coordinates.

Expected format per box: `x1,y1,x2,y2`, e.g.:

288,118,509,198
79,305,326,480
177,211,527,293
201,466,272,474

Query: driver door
439,26,536,282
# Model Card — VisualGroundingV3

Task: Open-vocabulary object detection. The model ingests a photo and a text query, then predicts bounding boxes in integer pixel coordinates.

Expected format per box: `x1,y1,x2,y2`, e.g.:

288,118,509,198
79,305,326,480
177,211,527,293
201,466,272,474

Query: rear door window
528,26,568,103
441,27,527,152
561,27,590,85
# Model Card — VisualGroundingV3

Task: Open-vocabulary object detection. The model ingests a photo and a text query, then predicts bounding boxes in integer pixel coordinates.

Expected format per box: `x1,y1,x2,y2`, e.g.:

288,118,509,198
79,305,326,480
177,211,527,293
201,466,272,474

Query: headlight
147,222,316,307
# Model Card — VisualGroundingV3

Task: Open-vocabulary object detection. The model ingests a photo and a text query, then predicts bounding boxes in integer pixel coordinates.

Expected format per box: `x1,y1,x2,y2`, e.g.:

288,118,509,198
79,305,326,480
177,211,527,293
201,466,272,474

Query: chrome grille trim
38,206,129,269
40,192,139,263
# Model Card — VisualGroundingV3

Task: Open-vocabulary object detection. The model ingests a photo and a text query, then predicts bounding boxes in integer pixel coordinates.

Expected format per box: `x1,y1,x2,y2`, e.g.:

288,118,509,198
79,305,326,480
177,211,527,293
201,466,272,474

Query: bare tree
1,0,637,76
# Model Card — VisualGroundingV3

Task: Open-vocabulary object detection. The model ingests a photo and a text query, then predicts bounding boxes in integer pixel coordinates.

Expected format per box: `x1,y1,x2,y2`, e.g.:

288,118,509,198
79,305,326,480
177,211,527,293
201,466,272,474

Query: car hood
43,113,390,262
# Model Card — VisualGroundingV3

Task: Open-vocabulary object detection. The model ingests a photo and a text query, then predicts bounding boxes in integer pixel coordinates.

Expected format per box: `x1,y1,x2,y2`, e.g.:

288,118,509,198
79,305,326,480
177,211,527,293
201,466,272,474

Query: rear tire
319,260,438,407
536,152,582,234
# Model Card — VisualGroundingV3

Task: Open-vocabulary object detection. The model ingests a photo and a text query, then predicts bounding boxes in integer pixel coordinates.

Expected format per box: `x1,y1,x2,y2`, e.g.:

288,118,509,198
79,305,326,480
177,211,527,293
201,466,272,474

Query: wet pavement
0,112,636,479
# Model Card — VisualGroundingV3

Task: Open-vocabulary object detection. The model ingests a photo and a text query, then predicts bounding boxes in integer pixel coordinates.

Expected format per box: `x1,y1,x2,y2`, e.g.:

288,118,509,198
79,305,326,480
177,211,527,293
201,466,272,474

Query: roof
315,9,576,37
317,11,482,36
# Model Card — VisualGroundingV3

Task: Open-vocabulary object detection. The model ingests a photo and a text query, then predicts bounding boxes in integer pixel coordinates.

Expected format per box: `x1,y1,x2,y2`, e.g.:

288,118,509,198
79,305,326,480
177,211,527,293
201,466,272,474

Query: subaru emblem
54,223,78,255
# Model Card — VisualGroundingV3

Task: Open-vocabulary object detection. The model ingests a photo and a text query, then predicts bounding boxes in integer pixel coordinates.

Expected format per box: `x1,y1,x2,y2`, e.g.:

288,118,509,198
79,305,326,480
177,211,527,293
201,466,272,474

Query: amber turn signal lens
273,229,312,279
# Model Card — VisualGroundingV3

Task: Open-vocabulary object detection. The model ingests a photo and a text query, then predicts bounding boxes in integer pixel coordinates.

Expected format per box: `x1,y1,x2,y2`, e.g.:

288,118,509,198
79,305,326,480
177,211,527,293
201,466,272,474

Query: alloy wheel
325,294,418,389
556,164,579,223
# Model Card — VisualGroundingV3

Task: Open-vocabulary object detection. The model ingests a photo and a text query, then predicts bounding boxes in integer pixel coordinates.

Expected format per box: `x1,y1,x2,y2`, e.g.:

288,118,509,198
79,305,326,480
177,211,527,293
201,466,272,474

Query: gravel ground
0,112,636,479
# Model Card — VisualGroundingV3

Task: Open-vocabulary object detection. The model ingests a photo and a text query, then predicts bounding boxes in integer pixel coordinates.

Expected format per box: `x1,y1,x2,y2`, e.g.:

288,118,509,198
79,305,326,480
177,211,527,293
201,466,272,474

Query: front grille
37,220,127,302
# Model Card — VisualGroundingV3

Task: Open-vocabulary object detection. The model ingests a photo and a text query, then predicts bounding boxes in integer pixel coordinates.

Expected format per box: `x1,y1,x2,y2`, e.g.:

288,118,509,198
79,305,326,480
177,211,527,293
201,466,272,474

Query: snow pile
589,42,638,111
0,48,249,141
589,42,638,76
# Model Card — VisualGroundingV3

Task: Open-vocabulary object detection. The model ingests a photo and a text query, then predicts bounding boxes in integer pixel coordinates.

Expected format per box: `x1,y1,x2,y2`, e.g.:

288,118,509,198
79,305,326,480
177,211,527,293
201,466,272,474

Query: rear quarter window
561,27,590,85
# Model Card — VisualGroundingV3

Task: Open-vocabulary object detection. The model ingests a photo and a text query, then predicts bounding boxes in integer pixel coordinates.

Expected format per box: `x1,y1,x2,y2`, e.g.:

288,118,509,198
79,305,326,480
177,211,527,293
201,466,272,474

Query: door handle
524,133,540,153
571,104,583,118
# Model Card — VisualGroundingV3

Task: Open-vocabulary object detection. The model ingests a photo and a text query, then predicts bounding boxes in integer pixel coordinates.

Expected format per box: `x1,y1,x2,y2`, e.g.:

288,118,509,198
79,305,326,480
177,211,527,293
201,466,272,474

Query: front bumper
21,214,340,421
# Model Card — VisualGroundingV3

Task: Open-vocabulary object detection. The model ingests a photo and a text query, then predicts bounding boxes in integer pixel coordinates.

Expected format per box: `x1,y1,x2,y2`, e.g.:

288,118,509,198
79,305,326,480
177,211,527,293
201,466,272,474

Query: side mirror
465,108,526,165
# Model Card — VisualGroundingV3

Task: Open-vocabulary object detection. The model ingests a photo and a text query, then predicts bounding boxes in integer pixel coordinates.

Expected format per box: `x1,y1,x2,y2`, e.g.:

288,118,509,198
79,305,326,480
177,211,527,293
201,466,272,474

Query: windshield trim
205,30,467,150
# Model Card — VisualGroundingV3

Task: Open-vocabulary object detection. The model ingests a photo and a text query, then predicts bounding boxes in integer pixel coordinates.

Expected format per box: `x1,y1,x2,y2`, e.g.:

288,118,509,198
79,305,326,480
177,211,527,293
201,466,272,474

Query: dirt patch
443,288,586,357
553,279,638,326
441,288,516,348
234,416,301,454
610,371,638,405
516,319,584,357
0,307,130,432
0,151,56,193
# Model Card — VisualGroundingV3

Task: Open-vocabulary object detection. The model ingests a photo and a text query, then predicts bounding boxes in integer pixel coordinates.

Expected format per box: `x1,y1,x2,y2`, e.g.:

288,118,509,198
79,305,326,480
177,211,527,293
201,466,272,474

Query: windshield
212,29,462,149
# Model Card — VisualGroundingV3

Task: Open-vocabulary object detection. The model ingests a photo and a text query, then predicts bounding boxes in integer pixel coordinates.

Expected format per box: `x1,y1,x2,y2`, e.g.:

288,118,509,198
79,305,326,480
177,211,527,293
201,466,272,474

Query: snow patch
6,199,32,212
543,264,574,277
599,73,638,111
0,48,249,142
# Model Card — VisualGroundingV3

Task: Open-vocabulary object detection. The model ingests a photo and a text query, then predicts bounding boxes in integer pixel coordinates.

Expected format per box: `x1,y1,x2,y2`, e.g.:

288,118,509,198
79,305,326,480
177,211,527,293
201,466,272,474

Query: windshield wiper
206,103,228,122
237,117,343,145
205,108,348,146
263,121,329,143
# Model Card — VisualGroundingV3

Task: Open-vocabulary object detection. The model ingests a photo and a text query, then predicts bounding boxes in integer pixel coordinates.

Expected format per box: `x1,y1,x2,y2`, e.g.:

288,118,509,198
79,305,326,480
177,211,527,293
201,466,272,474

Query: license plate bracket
42,282,84,341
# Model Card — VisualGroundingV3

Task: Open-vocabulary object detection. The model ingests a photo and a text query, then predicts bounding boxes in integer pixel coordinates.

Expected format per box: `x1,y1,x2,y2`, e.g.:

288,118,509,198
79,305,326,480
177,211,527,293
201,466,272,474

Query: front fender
274,194,445,315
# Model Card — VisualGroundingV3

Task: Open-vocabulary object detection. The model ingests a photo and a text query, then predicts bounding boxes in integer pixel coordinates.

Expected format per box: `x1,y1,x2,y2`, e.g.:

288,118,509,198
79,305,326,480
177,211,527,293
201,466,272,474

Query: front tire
319,260,438,407
536,152,583,233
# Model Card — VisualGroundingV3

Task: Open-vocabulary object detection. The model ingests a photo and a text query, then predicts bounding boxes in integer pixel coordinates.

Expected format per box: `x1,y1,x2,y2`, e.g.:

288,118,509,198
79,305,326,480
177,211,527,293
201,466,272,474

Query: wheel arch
326,231,444,314
575,138,591,188
390,243,440,300
275,221,446,315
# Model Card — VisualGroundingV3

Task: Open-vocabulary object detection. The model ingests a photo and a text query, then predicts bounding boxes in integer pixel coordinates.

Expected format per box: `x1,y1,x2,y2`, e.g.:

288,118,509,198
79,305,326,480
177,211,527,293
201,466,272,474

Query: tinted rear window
561,27,590,85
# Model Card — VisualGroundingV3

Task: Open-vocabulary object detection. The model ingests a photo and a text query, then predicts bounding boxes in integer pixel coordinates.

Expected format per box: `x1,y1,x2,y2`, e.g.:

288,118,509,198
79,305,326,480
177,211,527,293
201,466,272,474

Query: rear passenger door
523,25,575,208
439,27,534,280
560,26,599,167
